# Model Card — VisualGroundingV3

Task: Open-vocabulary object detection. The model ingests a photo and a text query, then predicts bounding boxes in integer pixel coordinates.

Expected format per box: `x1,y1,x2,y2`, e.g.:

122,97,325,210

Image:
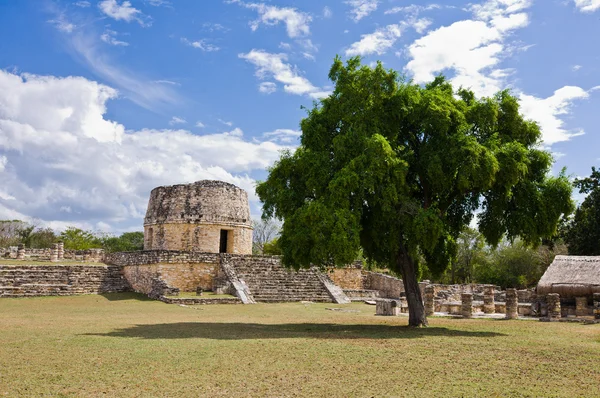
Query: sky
0,0,598,234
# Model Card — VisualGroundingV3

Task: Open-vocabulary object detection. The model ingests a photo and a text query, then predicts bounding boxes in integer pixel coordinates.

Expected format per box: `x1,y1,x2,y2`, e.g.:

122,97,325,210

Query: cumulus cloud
519,86,590,145
100,29,129,46
346,0,379,22
169,116,186,125
98,0,149,26
0,70,290,231
263,129,301,144
346,24,403,56
406,0,532,97
573,0,600,12
181,37,220,52
231,1,312,38
195,121,205,128
323,6,333,18
259,82,277,94
239,49,328,98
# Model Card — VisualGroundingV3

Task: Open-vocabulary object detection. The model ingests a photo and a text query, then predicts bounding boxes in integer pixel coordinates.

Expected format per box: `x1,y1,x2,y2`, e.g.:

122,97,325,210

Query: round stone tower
143,180,253,254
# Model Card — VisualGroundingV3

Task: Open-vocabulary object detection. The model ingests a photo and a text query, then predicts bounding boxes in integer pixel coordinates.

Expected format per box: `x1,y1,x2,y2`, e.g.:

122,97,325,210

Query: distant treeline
0,220,143,253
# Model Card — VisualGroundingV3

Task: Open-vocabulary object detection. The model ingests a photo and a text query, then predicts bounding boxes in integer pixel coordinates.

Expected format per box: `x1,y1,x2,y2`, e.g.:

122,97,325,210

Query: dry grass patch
0,294,598,397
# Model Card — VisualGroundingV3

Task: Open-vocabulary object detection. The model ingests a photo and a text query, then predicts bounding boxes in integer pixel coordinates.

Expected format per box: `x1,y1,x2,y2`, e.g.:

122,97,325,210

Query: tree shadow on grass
84,322,506,340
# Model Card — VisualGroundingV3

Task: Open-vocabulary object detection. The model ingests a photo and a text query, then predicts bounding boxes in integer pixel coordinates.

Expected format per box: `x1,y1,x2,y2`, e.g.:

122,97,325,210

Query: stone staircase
0,265,130,298
227,256,335,303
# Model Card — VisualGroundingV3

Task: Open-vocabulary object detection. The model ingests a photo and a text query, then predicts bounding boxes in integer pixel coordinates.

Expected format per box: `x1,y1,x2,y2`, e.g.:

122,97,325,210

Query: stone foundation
0,264,130,297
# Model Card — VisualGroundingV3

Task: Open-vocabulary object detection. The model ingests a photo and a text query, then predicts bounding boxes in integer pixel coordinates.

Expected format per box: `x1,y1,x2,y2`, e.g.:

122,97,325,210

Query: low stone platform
160,296,242,305
343,289,381,301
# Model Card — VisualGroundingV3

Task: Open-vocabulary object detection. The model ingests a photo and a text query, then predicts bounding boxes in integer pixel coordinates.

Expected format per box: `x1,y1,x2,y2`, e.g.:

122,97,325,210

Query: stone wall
143,223,252,254
0,264,130,297
329,267,365,290
1,247,104,262
107,250,221,293
361,273,403,298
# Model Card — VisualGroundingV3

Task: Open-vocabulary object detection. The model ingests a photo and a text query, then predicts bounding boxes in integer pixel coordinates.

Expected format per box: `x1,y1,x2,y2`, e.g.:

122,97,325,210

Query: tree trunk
396,245,428,327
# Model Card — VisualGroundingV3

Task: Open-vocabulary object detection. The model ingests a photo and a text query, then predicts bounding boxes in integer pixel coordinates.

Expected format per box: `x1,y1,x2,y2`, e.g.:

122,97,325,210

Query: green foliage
59,227,102,250
262,238,282,255
473,240,566,289
101,232,145,253
0,220,57,248
257,57,573,276
565,167,600,255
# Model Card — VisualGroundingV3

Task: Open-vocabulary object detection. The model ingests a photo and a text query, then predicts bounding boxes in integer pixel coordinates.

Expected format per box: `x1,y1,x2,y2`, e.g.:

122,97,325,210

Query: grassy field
0,294,598,397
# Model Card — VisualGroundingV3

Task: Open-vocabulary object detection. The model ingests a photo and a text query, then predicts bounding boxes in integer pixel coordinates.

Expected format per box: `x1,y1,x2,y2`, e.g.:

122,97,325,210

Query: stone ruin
1,179,599,322
143,180,253,254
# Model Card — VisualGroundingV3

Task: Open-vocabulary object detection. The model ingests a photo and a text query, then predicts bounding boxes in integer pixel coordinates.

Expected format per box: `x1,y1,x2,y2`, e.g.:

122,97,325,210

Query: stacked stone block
461,293,473,318
50,244,59,262
594,293,600,320
483,285,495,314
546,293,561,320
424,285,435,316
16,244,25,260
575,297,588,317
505,288,519,319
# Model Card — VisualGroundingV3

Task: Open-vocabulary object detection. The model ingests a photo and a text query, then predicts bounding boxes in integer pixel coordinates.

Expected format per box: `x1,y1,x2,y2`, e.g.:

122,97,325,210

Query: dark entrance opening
219,230,229,253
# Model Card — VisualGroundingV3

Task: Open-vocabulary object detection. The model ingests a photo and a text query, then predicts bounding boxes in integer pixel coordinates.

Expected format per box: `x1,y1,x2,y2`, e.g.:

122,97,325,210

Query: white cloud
74,1,91,8
239,49,327,98
346,24,403,56
519,86,590,145
323,6,333,18
98,0,149,26
412,18,433,34
385,4,442,15
346,0,379,22
181,37,220,52
0,70,290,231
195,121,205,128
263,129,301,143
259,82,277,94
218,119,234,127
232,1,312,38
100,29,129,46
405,0,532,97
169,116,186,125
48,13,75,33
572,65,582,71
573,0,600,12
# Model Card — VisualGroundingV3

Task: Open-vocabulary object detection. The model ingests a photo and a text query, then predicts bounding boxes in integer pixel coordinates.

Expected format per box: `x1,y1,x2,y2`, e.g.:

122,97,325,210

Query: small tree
257,57,574,326
252,218,280,254
101,232,145,253
565,167,600,255
451,228,487,284
59,227,102,250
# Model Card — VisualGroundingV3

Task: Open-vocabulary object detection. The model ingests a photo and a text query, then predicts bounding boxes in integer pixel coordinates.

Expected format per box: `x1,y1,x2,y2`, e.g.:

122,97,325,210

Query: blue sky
0,0,598,233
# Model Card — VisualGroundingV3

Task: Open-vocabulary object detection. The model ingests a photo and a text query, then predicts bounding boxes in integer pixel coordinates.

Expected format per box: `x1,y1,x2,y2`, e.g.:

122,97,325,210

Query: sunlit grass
0,293,598,397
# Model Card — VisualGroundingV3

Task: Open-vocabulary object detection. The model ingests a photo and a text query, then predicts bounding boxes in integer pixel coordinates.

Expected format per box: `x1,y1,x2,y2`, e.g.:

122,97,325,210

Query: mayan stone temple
143,181,253,254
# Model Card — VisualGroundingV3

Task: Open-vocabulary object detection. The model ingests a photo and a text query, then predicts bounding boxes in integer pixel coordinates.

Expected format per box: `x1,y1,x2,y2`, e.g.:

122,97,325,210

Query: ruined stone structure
0,265,129,297
143,180,253,254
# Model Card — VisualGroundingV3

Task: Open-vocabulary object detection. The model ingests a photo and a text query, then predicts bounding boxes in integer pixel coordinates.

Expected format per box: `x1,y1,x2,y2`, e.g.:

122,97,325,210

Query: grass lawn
0,294,598,397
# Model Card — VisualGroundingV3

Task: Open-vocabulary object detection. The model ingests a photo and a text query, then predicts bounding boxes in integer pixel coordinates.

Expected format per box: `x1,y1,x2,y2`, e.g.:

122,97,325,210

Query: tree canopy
257,57,574,326
565,167,600,255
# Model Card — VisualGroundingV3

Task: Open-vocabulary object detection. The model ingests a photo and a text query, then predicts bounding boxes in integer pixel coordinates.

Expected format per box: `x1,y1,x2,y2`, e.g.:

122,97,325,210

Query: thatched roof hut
537,256,600,298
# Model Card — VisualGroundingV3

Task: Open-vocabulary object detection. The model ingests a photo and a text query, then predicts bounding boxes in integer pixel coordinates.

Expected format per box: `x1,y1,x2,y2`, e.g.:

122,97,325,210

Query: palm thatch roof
537,256,600,298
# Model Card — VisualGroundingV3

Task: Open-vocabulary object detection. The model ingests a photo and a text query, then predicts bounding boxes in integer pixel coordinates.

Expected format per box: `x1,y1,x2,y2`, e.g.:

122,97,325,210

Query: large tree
565,167,600,255
257,58,573,326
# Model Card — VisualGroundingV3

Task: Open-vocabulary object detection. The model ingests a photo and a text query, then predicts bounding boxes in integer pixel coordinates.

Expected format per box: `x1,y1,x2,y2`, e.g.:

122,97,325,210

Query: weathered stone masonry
143,181,253,254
